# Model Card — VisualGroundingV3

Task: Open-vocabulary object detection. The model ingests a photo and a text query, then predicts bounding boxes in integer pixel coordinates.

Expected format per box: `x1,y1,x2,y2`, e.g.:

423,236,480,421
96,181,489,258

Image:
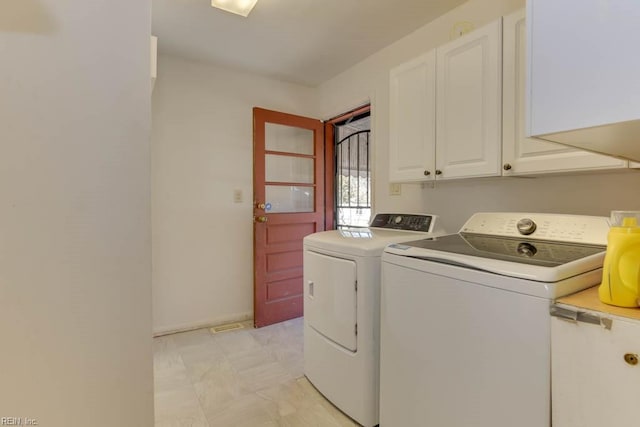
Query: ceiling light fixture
211,0,258,17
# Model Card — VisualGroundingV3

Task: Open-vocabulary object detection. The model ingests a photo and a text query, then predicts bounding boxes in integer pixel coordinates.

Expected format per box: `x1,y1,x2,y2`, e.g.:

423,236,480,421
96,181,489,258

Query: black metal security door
334,113,371,227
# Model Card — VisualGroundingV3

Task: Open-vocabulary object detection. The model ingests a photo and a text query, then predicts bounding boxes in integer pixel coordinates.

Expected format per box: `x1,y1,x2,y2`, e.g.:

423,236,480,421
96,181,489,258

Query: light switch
389,183,401,196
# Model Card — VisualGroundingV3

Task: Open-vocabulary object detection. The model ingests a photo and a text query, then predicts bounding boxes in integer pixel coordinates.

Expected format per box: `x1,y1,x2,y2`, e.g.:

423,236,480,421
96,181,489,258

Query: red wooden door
253,107,325,328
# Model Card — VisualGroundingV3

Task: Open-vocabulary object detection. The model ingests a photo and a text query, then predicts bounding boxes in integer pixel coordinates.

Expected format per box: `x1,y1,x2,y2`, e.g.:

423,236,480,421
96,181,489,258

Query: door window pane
266,154,314,184
266,186,314,213
265,123,314,155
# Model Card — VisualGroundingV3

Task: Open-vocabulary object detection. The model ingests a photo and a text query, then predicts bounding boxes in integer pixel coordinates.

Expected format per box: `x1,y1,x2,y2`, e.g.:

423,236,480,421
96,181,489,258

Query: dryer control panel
370,213,435,232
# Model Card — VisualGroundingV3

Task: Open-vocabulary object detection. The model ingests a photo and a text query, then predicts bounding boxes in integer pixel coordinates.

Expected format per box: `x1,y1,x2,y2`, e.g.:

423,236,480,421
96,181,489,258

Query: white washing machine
303,213,446,427
380,212,611,427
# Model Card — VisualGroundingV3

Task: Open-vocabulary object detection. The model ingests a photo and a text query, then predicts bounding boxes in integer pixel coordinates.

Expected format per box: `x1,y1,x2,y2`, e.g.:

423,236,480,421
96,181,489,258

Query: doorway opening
324,105,371,229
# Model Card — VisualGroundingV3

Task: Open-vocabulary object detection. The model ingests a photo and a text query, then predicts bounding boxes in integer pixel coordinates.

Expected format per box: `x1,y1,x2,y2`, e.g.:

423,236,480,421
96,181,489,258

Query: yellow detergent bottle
599,211,640,308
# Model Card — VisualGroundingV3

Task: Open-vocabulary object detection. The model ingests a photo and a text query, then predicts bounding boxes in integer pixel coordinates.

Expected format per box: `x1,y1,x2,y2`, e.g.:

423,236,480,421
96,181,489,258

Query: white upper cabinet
502,9,626,175
527,0,640,134
526,0,640,161
389,19,503,183
389,50,437,182
435,18,502,180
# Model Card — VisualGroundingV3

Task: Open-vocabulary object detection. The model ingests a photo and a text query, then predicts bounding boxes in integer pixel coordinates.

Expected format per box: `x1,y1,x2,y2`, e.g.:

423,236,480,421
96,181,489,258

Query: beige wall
151,55,317,334
421,171,640,233
0,0,153,425
151,0,640,335
317,0,640,232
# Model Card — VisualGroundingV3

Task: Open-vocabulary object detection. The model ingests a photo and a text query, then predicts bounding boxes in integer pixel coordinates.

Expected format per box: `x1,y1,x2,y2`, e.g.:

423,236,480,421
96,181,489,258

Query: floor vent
210,322,246,334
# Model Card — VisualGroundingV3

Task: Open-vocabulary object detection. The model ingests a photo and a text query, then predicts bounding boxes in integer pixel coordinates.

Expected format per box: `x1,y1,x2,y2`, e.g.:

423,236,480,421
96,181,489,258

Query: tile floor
153,317,361,426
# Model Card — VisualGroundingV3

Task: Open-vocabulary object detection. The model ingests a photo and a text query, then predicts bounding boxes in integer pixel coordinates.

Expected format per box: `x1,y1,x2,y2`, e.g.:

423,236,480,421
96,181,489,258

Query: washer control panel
461,212,610,246
370,213,435,232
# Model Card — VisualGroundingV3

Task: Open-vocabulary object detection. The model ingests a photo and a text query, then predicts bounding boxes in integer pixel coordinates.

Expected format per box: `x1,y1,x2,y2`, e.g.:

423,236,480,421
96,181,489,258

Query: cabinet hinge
355,280,358,292
550,306,613,330
355,323,358,336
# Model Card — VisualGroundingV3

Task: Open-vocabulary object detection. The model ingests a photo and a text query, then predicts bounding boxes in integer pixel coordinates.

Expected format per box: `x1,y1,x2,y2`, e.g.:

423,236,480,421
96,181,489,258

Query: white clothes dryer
303,213,446,427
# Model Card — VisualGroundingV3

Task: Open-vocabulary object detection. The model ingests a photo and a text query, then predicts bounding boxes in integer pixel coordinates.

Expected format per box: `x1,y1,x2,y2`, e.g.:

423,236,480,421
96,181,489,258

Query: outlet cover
233,189,243,203
389,183,401,196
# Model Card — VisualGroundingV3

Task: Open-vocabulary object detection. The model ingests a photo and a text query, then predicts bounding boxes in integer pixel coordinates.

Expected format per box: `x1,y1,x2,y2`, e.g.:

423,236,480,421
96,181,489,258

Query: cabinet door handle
308,281,314,297
423,170,431,176
435,170,442,175
503,163,512,171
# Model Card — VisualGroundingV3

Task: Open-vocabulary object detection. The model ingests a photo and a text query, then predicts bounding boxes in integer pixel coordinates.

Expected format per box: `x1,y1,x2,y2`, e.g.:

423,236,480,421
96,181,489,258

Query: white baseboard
153,311,253,337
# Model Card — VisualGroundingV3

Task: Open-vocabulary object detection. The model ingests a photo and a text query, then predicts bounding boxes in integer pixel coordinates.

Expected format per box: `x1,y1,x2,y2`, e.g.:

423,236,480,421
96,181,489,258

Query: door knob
254,216,268,223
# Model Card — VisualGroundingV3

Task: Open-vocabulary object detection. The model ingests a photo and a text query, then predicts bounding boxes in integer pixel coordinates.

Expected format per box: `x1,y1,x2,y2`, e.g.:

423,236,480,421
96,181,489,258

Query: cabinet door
527,0,640,137
552,314,640,427
389,50,436,182
435,19,502,180
502,9,627,175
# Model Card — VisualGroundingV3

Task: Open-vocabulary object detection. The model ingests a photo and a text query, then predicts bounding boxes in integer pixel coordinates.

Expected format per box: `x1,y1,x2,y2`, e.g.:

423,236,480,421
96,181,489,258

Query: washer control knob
394,215,403,224
517,242,537,257
517,218,537,235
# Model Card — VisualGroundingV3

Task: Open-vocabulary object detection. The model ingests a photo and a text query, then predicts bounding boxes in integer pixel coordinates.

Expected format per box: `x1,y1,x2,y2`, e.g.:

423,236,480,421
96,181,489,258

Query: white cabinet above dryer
435,18,502,180
389,51,436,182
389,19,503,182
502,9,627,175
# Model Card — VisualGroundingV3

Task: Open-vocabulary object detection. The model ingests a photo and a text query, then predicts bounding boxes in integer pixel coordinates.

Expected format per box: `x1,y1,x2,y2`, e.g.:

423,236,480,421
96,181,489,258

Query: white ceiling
152,0,468,87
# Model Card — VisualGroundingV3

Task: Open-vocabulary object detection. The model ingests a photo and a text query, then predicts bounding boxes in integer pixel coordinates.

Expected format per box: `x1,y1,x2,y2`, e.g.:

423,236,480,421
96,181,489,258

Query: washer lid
385,234,606,282
400,233,605,267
